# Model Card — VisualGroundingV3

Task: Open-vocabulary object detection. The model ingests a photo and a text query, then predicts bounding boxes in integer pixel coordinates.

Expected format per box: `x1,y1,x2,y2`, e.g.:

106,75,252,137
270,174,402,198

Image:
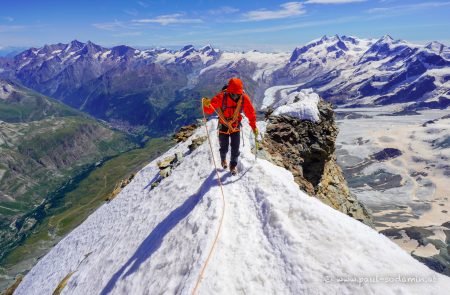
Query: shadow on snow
100,170,219,295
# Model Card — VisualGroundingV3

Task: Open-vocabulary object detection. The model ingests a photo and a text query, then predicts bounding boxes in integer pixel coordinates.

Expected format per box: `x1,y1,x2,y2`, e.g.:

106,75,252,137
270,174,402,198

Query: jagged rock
188,136,207,152
4,275,23,295
105,174,135,202
159,167,172,178
157,152,184,179
315,156,373,226
173,124,198,142
175,151,183,162
157,155,176,169
262,99,373,226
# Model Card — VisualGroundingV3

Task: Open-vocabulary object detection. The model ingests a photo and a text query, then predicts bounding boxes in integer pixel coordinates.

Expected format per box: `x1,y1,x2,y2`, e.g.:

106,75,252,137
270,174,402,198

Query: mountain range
1,35,448,135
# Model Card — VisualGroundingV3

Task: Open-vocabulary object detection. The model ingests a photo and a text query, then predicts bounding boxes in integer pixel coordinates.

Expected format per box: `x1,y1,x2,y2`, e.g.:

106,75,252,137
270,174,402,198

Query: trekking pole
255,133,258,161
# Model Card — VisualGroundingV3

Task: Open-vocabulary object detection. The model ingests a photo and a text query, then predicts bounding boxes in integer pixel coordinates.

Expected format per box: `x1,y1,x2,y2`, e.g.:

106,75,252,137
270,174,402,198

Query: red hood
227,78,244,94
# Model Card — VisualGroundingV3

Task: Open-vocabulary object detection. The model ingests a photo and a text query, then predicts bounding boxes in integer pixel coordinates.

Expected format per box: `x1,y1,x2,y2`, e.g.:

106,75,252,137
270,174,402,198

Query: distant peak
425,41,445,53
65,40,85,52
111,45,135,56
340,35,359,45
200,44,218,56
70,40,85,46
85,40,101,49
181,45,194,51
319,35,343,43
426,41,444,47
379,34,394,42
200,44,213,52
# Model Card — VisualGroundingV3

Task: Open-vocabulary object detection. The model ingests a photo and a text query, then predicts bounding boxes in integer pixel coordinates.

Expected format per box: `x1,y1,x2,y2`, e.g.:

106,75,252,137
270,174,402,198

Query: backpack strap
222,91,228,113
216,94,243,134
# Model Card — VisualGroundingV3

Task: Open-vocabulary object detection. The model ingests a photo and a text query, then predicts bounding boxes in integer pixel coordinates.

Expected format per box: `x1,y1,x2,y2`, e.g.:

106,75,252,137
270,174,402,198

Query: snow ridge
15,120,450,294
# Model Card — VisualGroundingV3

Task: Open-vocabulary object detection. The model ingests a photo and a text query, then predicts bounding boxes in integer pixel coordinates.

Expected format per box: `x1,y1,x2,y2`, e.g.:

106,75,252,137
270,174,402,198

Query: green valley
0,80,172,290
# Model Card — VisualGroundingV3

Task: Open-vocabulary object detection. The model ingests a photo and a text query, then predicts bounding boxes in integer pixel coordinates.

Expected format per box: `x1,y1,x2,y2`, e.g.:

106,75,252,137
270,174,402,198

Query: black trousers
219,131,240,167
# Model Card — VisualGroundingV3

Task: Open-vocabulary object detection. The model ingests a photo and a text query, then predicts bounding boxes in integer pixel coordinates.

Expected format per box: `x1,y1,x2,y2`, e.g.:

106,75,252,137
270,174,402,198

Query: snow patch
155,51,176,63
100,50,111,60
261,83,303,109
200,51,289,81
61,51,76,63
135,50,153,59
0,81,15,99
17,59,31,70
272,88,321,122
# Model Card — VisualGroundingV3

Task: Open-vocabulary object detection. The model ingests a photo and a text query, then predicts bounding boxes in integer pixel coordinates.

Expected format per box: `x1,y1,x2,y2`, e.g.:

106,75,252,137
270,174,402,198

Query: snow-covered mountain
14,112,450,294
274,35,450,110
3,40,220,80
0,35,449,134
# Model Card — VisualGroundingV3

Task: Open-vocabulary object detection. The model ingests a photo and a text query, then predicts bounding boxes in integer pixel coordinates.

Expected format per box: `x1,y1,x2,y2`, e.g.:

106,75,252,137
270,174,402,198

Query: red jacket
203,78,257,132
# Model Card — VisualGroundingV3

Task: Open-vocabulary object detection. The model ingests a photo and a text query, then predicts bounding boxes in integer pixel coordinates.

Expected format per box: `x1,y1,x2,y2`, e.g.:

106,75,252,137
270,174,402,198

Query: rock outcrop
173,124,198,142
261,99,373,226
157,152,183,178
105,174,135,202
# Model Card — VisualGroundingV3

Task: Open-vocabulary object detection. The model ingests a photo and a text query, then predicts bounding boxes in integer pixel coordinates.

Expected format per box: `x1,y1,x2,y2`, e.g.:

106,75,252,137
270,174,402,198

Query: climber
202,77,258,175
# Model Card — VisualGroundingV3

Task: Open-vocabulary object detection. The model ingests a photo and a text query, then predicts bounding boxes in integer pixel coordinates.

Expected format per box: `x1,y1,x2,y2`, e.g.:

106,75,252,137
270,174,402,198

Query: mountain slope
0,80,135,265
15,119,450,294
0,80,79,122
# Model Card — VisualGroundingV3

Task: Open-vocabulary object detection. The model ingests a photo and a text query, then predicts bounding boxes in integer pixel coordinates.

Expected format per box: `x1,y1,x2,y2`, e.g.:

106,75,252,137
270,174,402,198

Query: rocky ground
261,99,373,226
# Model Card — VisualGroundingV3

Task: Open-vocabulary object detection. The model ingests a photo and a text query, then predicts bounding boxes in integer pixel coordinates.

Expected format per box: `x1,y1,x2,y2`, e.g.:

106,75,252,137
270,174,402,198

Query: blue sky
1,0,450,51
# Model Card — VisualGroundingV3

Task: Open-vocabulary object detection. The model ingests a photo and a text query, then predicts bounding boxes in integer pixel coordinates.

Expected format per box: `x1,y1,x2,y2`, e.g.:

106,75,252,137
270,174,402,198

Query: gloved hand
202,97,211,107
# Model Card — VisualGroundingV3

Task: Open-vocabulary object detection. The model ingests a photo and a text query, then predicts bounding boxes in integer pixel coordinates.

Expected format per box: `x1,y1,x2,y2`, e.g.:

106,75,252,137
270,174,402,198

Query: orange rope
192,100,227,295
212,95,243,134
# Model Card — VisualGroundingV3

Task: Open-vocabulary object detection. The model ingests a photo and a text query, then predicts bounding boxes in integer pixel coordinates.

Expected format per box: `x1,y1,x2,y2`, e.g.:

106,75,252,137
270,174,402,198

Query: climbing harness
192,99,227,294
216,92,244,134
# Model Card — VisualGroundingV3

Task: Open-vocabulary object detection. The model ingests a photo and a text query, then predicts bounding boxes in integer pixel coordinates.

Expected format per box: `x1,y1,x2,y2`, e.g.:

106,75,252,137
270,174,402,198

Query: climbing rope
192,99,227,295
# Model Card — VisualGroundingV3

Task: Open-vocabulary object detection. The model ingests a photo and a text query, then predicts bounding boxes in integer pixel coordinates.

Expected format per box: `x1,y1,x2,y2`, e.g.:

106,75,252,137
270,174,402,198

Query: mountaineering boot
221,160,228,169
230,165,237,176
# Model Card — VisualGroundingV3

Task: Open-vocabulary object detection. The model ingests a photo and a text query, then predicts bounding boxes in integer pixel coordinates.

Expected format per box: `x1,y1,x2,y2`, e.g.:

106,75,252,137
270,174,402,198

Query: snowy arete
15,119,450,294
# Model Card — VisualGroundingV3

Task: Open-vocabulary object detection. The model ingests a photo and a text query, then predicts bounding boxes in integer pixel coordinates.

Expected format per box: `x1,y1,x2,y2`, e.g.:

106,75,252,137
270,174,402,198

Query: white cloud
92,20,128,31
112,31,143,37
242,2,305,21
0,25,25,32
367,1,450,14
208,6,240,15
218,16,358,35
305,0,365,3
2,16,14,22
137,1,149,8
124,9,139,16
132,14,203,26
